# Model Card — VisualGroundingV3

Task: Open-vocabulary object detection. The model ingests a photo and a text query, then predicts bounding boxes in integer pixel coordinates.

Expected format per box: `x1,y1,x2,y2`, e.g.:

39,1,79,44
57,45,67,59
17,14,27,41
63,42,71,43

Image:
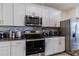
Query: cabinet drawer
60,37,65,40
0,41,10,47
11,40,26,46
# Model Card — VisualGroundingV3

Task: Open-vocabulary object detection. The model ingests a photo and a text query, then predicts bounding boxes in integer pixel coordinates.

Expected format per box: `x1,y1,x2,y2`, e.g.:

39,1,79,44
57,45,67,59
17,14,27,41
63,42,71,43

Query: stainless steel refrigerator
60,18,79,55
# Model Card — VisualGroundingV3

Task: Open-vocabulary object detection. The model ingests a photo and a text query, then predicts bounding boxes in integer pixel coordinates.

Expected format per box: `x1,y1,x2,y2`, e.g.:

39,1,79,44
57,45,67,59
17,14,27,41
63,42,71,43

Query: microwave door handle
39,18,42,25
39,18,40,25
39,18,41,25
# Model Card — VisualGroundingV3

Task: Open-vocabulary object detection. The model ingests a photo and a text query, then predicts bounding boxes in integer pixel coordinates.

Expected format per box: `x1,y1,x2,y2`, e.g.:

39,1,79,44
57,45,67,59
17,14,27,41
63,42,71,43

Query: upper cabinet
42,7,50,27
52,10,61,27
0,3,13,25
74,7,79,18
14,3,25,26
25,4,42,17
42,7,61,27
0,3,61,27
0,4,3,25
3,3,13,25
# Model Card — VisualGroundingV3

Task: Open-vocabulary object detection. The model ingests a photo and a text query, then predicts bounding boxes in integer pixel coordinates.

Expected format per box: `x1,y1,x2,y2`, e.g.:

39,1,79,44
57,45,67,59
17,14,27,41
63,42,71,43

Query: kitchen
0,3,79,56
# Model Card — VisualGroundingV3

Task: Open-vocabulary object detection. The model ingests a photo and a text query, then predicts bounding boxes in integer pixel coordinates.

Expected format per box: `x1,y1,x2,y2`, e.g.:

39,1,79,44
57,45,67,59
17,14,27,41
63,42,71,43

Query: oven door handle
26,39,45,42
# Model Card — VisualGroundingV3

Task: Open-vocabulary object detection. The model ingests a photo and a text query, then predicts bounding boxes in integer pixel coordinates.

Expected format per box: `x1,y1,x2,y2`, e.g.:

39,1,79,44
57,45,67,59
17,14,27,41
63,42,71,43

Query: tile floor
55,53,70,56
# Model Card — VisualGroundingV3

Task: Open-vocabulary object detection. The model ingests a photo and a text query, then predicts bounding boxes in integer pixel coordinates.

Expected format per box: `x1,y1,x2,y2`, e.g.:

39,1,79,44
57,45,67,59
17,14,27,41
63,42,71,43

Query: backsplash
0,26,42,32
42,27,60,31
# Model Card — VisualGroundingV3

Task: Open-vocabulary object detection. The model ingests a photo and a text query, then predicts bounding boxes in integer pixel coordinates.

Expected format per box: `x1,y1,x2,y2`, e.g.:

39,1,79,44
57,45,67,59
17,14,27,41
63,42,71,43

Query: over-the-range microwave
25,15,42,26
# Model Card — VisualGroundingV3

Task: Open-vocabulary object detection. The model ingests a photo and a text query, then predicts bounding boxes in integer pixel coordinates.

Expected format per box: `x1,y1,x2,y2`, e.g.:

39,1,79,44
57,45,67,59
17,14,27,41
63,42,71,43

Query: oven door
26,39,45,55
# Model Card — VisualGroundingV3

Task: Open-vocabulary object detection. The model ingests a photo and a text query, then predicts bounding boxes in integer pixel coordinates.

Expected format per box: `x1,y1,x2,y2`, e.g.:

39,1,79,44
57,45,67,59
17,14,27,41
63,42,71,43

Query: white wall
61,7,79,20
61,8,75,20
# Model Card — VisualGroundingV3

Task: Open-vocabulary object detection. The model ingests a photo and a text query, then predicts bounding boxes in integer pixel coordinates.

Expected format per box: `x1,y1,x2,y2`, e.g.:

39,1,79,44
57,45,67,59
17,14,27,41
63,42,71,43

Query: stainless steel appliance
26,39,45,56
25,15,42,26
25,30,45,56
60,18,79,55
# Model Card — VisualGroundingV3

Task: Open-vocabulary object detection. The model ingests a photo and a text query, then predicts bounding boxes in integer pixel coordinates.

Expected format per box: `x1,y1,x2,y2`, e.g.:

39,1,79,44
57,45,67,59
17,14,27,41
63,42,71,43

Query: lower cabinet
0,40,26,56
45,38,56,55
11,40,26,56
45,37,65,56
58,37,65,52
0,41,10,56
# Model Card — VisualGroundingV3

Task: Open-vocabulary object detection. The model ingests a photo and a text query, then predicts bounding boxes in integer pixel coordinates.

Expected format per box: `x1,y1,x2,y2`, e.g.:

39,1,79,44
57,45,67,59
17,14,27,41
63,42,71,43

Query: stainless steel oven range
25,30,45,56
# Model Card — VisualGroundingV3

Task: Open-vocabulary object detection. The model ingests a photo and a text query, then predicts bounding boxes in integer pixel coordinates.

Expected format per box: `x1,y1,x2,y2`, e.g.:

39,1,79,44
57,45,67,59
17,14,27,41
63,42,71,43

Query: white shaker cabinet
14,4,25,26
0,41,10,56
45,37,65,56
0,4,3,25
42,7,61,27
58,37,65,52
49,11,55,27
49,10,61,27
54,11,61,27
0,40,26,56
53,37,65,53
25,4,42,17
45,38,57,55
42,7,50,27
11,40,26,56
0,3,13,25
3,3,13,25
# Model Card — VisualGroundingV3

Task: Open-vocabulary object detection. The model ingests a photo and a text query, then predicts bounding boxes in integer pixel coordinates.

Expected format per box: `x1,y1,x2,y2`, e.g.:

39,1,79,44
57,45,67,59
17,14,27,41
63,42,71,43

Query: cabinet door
75,7,79,18
0,41,10,56
26,4,42,17
14,3,25,26
0,46,10,56
52,37,60,53
11,46,25,56
0,4,3,25
54,11,61,27
59,37,65,52
3,3,13,25
54,15,60,27
49,12,55,27
45,38,56,55
11,40,26,56
42,7,50,27
49,9,61,27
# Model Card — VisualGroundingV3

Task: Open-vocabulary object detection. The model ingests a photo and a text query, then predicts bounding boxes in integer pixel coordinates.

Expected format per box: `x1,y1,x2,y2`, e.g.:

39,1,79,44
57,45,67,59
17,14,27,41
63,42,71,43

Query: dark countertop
0,38,26,41
0,36,65,41
44,36,65,38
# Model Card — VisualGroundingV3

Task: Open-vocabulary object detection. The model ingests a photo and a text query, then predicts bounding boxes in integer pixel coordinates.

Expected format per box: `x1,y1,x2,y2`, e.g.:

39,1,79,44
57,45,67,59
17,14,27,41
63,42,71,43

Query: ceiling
36,3,79,11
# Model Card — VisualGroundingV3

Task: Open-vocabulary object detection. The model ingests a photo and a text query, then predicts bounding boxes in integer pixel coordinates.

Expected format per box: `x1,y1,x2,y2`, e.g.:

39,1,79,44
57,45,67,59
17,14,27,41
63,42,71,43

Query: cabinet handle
59,41,61,44
16,42,21,44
